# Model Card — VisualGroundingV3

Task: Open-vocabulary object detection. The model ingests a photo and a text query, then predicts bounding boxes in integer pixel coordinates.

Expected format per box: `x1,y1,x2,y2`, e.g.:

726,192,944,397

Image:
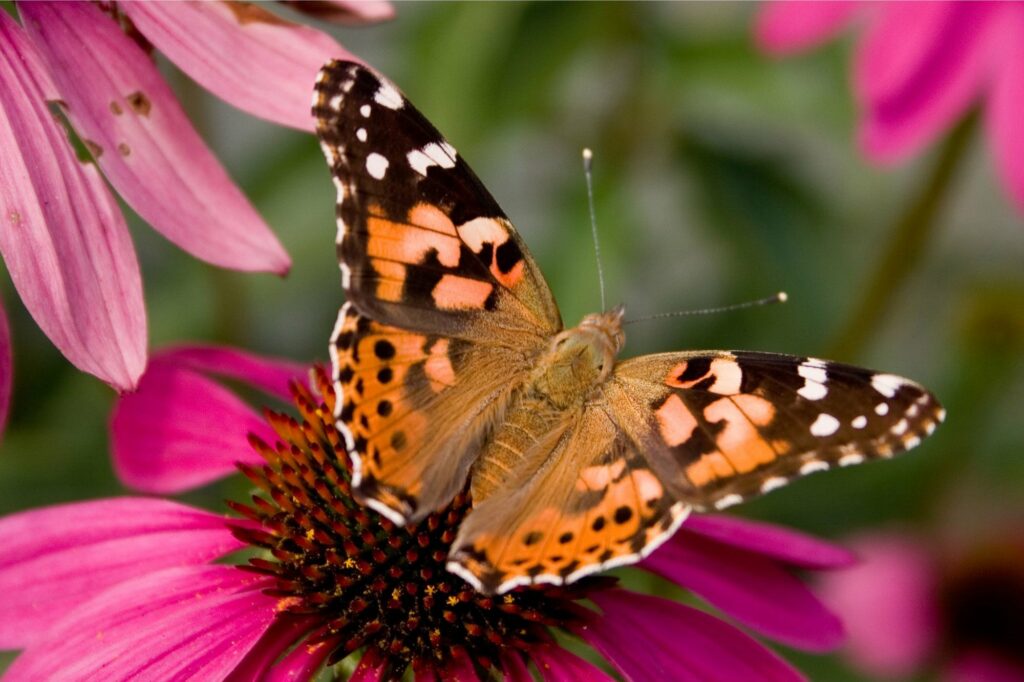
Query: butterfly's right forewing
607,351,945,511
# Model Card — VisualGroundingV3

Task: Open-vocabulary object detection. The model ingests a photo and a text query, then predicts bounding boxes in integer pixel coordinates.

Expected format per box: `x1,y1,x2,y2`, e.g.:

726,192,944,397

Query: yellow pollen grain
425,585,437,596
503,594,514,604
447,596,459,606
392,588,402,600
343,558,356,568
305,528,315,541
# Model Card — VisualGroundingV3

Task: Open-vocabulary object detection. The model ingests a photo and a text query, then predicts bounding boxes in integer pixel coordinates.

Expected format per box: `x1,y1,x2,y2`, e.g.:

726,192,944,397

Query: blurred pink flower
0,1,388,394
755,1,1024,213
819,530,1024,681
0,347,854,680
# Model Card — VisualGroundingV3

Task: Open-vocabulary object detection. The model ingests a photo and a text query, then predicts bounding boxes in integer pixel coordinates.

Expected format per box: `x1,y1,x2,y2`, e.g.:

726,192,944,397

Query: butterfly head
532,307,624,408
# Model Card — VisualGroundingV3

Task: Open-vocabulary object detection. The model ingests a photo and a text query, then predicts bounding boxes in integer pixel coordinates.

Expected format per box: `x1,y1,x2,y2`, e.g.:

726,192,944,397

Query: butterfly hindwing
314,60,561,339
607,351,945,511
448,404,688,594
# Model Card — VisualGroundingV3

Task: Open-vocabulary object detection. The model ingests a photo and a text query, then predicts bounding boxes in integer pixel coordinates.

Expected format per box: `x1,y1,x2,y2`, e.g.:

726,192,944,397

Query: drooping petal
349,646,387,682
0,301,12,437
264,637,334,682
0,13,146,391
754,1,858,54
985,5,1024,215
438,647,480,682
531,644,614,682
19,1,290,274
501,650,534,682
643,526,844,651
855,1,997,162
817,534,938,678
682,514,856,569
224,615,318,681
0,498,241,648
121,1,357,131
580,589,804,682
5,565,276,680
284,1,396,25
154,345,307,401
946,650,1024,682
110,356,282,494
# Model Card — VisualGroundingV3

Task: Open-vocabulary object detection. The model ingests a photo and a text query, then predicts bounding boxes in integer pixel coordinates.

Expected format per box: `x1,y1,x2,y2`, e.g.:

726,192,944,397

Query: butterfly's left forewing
606,351,945,511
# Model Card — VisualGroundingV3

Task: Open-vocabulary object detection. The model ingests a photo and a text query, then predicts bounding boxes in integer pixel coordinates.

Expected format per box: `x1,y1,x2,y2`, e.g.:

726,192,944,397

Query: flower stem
828,111,979,360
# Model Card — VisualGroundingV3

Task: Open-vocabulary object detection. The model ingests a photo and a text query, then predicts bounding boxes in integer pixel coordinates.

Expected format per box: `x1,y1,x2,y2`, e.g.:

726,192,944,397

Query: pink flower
0,347,854,680
755,1,1024,213
0,1,388,392
819,530,1024,681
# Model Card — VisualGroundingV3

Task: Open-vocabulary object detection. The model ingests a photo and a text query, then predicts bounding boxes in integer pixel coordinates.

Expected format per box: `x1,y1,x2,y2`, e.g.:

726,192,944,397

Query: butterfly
312,60,944,595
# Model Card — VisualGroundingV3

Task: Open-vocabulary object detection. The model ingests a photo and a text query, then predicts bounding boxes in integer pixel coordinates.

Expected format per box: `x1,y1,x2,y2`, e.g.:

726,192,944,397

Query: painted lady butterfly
313,61,944,594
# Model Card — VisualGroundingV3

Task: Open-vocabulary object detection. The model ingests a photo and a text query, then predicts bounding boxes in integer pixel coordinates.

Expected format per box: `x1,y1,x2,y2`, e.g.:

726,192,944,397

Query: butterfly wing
314,60,561,339
315,61,561,524
605,351,945,510
448,405,688,594
332,303,540,524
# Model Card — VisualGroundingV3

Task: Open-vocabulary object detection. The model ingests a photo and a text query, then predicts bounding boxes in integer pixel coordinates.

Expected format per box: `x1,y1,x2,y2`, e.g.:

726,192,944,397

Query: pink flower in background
755,2,1024,213
819,530,1024,681
0,1,388,395
0,347,854,680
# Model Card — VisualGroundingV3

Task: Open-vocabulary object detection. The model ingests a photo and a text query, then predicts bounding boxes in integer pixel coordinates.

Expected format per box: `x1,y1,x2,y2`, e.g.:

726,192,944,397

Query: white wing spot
903,435,921,450
340,263,352,288
356,127,367,142
851,415,867,429
838,453,865,467
871,373,905,398
797,360,828,401
810,413,840,437
366,153,389,179
360,104,371,117
799,460,830,475
407,142,458,176
875,402,890,416
924,421,936,436
760,477,788,493
714,494,744,510
937,408,946,422
891,419,908,436
374,80,403,109
329,94,343,111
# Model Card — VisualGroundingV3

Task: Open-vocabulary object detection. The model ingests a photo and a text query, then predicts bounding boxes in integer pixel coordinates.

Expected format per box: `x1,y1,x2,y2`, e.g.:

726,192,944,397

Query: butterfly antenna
624,291,788,325
582,148,607,311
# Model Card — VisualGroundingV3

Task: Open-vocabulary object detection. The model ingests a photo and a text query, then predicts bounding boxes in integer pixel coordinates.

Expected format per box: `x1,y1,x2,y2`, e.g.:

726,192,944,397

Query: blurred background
1,3,1022,680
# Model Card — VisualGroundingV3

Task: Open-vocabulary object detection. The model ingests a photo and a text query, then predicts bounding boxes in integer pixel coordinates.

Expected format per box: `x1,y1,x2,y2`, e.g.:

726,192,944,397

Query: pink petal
19,1,290,274
110,358,278,494
0,301,12,437
855,1,997,162
0,497,241,648
6,565,277,680
0,13,146,391
817,533,938,678
263,634,334,682
349,647,388,682
946,650,1024,682
531,644,614,682
985,5,1024,215
643,526,844,651
156,345,307,401
225,616,318,681
501,650,534,682
754,1,858,54
682,514,856,569
580,589,805,682
121,2,357,132
284,1,396,25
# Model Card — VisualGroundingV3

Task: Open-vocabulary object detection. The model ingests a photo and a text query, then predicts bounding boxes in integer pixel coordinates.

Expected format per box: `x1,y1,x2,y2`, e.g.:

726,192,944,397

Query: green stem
828,111,979,360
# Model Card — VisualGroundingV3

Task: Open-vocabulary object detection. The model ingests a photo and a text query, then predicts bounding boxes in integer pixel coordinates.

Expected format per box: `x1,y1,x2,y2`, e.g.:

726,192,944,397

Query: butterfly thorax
529,307,625,410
